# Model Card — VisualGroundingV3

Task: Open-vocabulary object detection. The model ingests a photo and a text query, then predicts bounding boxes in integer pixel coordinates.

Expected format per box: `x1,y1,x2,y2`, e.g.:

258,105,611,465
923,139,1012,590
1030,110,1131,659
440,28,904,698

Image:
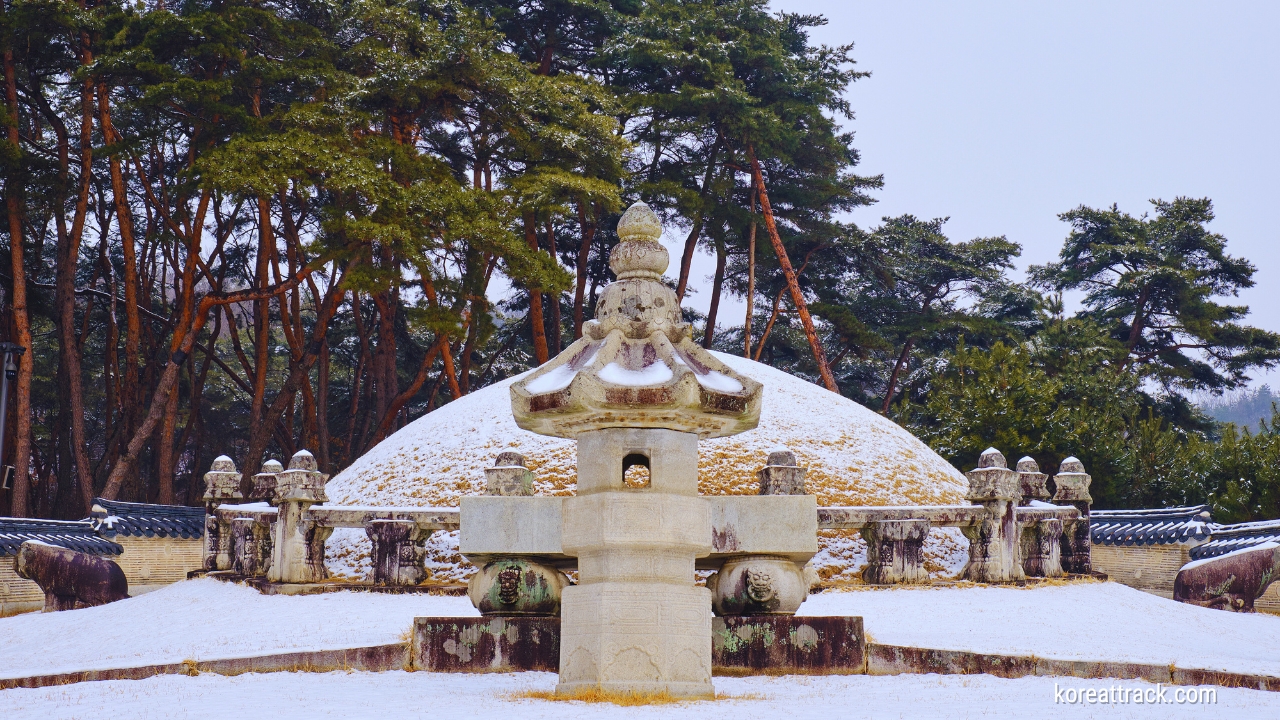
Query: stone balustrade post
1016,456,1050,506
468,453,569,614
250,459,283,502
961,448,1025,583
757,449,806,495
1013,457,1063,578
201,455,242,571
485,452,535,496
231,517,273,577
862,519,930,584
267,450,331,584
366,520,428,586
1053,456,1093,574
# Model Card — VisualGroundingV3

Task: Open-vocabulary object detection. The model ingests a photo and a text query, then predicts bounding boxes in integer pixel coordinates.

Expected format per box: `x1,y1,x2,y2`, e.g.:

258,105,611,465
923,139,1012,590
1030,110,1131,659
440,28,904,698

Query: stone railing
201,446,1092,603
202,450,462,586
816,449,1089,583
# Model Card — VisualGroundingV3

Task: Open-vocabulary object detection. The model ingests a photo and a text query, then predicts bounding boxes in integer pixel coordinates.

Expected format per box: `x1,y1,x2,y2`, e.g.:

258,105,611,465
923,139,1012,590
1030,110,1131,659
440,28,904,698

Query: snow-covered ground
801,581,1280,676
0,578,475,679
4,578,1280,682
2,670,1274,720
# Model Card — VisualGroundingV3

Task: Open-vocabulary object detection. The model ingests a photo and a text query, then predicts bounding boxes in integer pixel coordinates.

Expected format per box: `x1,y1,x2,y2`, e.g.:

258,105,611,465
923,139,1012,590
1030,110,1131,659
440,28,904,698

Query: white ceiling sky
674,0,1279,390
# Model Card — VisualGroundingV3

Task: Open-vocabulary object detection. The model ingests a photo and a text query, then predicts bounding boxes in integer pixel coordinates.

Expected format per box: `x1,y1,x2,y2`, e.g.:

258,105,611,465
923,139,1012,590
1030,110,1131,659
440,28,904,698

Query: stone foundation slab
412,617,560,672
712,616,866,674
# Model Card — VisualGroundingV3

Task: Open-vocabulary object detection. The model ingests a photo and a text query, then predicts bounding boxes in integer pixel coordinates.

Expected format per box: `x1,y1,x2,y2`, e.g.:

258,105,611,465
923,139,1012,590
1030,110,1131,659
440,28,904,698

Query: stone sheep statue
15,541,129,612
1174,542,1280,613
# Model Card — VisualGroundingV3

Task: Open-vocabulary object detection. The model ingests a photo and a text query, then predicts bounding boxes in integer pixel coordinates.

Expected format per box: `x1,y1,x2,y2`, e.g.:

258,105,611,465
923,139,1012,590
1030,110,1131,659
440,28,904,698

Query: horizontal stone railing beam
816,505,1077,529
214,503,278,524
1014,507,1080,523
214,503,461,531
304,506,460,531
817,505,986,529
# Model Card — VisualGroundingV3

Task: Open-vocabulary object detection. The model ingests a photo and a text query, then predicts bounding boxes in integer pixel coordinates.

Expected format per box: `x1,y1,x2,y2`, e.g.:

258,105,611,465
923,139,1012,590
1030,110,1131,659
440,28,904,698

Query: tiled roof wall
88,498,206,540
1090,505,1217,546
0,518,124,557
1189,519,1280,560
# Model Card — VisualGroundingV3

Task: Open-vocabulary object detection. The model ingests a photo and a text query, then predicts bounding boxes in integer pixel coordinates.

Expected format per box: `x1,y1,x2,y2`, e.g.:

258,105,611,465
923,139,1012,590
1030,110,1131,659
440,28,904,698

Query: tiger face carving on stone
745,567,775,603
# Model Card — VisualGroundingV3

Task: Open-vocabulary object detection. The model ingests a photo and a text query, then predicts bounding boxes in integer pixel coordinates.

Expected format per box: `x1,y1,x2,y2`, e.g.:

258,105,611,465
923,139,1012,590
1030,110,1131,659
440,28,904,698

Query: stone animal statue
1174,542,1280,613
15,541,129,612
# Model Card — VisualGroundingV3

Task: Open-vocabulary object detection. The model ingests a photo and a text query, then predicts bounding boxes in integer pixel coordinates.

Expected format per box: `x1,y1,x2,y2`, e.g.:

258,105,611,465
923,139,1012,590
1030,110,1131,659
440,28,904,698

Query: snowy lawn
1,670,1273,720
5,577,1280,682
0,578,475,679
801,581,1280,676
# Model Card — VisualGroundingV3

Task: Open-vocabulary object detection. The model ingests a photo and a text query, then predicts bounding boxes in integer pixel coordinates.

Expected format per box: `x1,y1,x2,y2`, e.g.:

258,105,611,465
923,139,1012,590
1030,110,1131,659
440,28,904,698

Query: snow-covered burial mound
324,352,969,583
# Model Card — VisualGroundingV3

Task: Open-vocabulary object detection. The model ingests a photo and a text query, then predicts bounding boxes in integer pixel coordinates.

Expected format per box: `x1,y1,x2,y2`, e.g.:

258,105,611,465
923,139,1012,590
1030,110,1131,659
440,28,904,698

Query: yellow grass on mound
507,688,764,706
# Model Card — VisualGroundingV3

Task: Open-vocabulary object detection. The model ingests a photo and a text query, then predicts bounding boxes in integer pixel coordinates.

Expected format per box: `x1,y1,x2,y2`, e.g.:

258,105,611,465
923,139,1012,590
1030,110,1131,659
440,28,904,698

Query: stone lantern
505,201,763,698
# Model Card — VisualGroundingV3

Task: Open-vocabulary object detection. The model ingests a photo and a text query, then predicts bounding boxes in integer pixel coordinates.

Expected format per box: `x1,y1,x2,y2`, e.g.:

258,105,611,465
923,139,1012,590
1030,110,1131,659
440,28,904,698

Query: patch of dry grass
506,687,764,706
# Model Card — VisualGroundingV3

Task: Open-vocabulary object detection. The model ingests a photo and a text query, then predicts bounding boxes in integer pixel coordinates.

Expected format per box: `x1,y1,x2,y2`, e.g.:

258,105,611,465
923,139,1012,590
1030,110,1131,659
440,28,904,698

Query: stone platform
413,617,560,672
409,615,866,676
712,616,865,674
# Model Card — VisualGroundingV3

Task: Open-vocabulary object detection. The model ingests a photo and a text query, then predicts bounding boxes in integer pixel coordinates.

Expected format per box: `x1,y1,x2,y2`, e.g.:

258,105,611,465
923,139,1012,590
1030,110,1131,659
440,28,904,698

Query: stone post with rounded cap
961,448,1025,582
1053,456,1093,574
267,450,332,584
503,201,765,699
201,455,242,571
1013,457,1063,578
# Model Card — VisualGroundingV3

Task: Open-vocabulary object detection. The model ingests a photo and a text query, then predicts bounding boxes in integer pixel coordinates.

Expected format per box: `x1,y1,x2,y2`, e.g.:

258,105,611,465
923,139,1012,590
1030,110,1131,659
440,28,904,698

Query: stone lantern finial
509,200,761,439
610,201,667,280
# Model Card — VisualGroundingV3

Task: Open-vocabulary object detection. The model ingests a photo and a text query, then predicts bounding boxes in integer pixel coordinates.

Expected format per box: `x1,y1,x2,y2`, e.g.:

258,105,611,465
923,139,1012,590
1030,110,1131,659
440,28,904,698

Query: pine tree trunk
97,86,141,451
58,38,95,512
249,195,273,459
3,48,32,516
743,189,757,357
675,218,703,302
546,219,562,354
573,203,597,339
317,336,330,472
676,142,721,301
881,337,916,414
748,148,838,393
703,237,726,349
524,212,549,364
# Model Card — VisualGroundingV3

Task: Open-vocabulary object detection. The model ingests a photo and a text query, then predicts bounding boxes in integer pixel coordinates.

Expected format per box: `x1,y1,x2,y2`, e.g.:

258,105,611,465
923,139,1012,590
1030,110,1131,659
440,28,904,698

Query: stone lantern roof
511,201,762,439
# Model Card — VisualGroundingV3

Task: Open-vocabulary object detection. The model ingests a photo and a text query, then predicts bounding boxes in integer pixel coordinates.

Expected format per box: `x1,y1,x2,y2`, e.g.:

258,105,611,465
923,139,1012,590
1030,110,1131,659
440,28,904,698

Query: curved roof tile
87,498,206,540
0,518,123,557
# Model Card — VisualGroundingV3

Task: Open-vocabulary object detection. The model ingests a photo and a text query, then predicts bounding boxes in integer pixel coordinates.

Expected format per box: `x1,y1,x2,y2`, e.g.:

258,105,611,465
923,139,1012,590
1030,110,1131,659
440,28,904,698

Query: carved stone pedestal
366,519,428,586
862,519,929,584
231,517,273,577
558,428,714,699
202,456,243,571
1019,518,1063,578
414,617,561,672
